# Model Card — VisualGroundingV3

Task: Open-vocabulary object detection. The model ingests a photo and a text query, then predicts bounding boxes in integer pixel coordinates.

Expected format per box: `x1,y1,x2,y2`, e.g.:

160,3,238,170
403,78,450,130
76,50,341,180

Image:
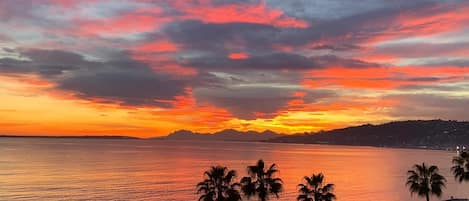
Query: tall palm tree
297,173,336,201
451,151,469,183
240,159,283,201
406,163,446,201
197,166,242,201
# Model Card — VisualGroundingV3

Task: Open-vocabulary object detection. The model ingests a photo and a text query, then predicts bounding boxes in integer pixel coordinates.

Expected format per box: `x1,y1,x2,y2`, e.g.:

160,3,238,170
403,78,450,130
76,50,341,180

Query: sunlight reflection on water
0,138,468,200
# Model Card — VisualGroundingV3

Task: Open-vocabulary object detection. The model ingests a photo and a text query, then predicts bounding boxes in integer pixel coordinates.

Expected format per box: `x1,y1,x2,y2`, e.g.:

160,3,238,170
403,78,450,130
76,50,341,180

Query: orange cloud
362,4,469,45
133,40,179,53
0,75,235,137
303,66,469,90
169,0,309,28
227,95,398,133
397,5,469,34
130,49,198,76
4,0,469,137
152,65,198,76
228,52,248,59
71,6,167,37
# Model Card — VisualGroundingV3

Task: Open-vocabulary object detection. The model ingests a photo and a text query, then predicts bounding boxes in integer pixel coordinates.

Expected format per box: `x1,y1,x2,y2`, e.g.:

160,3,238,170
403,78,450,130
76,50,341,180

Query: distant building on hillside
456,145,468,154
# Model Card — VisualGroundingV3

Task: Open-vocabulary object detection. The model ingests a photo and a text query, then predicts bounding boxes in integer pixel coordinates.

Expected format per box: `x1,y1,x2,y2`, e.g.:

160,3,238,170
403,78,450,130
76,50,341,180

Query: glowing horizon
1,0,469,137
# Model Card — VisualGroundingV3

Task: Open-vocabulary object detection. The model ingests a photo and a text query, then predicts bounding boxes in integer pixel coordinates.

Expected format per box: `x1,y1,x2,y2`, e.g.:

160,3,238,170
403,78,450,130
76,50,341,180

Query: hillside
269,120,469,149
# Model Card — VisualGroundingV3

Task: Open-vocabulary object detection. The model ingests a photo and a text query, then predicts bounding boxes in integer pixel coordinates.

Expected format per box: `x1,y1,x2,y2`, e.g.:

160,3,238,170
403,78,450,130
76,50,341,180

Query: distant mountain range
3,120,468,150
270,120,469,149
158,120,469,149
156,129,285,141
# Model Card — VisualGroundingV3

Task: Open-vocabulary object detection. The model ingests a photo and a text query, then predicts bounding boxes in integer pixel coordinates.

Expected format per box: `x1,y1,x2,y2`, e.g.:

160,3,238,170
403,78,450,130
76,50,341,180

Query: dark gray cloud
2,47,15,53
179,53,378,71
0,49,95,77
162,1,460,56
375,42,469,58
20,49,87,65
0,0,34,21
265,0,432,20
164,20,280,53
302,90,337,103
191,71,299,119
399,77,442,82
0,48,189,108
386,94,469,120
58,68,187,107
384,76,461,82
0,57,34,74
313,55,379,68
2,0,468,123
398,84,468,91
195,86,336,119
194,86,295,119
180,53,318,70
0,0,70,29
2,48,335,119
418,59,469,67
311,44,362,51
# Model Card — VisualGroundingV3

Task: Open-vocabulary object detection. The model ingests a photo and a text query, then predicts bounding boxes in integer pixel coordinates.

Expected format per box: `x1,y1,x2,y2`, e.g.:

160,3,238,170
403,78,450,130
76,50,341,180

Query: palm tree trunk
426,193,430,201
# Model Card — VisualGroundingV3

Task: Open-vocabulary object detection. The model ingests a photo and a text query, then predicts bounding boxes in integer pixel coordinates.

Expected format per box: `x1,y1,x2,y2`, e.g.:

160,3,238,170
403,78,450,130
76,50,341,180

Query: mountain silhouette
270,120,469,149
157,120,469,149
157,129,285,141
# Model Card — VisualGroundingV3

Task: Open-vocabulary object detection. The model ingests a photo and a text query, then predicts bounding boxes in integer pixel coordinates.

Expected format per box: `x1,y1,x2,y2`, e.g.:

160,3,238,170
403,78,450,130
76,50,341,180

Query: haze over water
0,138,468,201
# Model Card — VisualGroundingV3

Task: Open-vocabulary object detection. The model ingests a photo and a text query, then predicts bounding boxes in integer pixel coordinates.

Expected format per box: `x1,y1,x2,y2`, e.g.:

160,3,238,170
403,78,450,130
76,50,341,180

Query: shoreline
0,135,140,139
0,135,458,152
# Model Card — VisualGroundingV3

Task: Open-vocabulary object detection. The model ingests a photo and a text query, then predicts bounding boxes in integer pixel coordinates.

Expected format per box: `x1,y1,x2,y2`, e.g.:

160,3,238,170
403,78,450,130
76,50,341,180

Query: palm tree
240,159,283,201
297,173,336,201
451,151,469,183
197,166,242,201
406,163,446,201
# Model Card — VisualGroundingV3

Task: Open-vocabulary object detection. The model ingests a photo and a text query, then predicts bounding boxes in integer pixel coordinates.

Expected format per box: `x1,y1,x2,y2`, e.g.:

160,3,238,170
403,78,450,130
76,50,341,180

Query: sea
0,138,468,200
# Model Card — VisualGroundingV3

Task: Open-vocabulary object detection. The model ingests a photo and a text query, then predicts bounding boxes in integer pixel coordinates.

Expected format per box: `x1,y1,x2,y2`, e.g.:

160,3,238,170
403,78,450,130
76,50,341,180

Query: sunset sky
1,0,469,137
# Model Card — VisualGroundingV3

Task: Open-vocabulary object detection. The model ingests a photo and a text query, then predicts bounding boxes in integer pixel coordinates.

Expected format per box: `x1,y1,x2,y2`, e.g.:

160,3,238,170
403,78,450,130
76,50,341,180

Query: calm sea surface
0,138,468,201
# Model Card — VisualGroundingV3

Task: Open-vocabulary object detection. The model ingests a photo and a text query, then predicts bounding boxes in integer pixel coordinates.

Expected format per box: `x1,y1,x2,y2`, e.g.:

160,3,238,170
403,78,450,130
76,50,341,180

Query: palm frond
452,151,469,183
241,159,283,201
406,163,446,200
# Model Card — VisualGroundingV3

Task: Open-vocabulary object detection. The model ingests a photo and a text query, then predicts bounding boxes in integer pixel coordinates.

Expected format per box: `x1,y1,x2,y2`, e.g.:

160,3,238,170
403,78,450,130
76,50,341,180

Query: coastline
0,135,458,152
0,135,140,140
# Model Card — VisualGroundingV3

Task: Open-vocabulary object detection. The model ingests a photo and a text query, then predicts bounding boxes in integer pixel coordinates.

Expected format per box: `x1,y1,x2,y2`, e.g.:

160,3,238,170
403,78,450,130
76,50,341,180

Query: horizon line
1,119,464,138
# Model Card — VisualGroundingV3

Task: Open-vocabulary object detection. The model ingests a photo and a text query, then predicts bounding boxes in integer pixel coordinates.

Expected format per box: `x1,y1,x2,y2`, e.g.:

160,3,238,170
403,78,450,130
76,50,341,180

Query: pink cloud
228,52,249,59
168,0,309,28
74,14,162,36
302,66,469,90
133,40,179,53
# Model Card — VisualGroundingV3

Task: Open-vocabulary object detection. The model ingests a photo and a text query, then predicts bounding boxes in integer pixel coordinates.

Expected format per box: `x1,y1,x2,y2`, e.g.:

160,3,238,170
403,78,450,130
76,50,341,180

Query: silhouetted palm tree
451,151,469,183
297,173,336,201
241,159,283,201
406,163,446,201
197,166,242,201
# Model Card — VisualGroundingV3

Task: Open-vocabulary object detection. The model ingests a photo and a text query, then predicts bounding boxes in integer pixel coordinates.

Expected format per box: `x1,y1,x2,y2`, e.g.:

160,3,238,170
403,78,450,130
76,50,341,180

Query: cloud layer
1,0,469,136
